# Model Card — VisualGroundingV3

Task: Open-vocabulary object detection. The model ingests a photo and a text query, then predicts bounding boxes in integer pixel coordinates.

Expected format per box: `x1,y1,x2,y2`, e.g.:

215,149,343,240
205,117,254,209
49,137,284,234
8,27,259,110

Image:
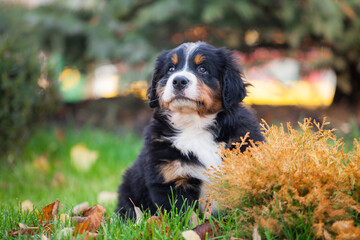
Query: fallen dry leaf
52,172,65,187
129,198,143,225
72,216,89,225
182,230,201,240
97,191,117,205
74,219,90,236
21,200,34,212
70,143,98,171
82,204,106,232
192,221,220,240
7,223,39,236
146,214,171,237
190,211,199,227
33,155,49,172
39,200,60,225
252,224,261,240
147,215,165,228
73,201,89,215
60,213,70,224
134,206,143,225
55,127,65,141
42,224,55,237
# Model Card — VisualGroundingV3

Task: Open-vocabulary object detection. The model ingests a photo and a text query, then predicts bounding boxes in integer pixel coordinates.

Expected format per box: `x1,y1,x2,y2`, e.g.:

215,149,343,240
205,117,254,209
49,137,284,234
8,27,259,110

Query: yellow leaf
60,214,70,224
182,230,201,240
32,155,49,172
70,143,98,171
97,191,117,205
21,200,33,212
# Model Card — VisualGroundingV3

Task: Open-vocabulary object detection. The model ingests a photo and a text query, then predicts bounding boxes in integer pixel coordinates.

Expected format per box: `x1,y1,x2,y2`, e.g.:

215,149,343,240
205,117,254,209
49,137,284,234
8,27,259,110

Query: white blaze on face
161,42,203,107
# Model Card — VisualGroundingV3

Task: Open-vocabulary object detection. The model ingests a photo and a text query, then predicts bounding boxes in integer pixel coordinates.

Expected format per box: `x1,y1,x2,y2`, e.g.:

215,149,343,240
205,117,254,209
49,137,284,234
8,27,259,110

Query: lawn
0,125,242,239
0,126,142,209
1,121,359,239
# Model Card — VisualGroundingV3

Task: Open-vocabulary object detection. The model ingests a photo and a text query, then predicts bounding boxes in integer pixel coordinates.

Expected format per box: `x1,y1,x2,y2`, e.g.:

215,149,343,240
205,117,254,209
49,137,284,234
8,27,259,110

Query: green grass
0,125,142,210
1,122,359,239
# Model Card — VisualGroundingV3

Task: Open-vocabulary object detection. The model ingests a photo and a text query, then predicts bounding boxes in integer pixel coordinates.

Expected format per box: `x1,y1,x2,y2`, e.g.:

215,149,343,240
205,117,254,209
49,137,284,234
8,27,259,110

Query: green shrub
0,35,60,160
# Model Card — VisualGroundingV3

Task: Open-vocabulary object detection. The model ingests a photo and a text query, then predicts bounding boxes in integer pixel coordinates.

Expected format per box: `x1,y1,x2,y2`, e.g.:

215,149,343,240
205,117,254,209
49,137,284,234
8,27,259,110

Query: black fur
116,42,264,218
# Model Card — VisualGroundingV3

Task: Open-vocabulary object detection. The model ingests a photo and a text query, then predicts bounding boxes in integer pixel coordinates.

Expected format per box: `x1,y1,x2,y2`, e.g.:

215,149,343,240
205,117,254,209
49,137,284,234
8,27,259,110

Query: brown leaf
72,216,89,225
74,219,91,236
73,202,89,215
42,224,55,237
55,127,65,141
146,214,171,237
39,200,60,225
82,204,106,232
192,221,220,240
7,223,39,236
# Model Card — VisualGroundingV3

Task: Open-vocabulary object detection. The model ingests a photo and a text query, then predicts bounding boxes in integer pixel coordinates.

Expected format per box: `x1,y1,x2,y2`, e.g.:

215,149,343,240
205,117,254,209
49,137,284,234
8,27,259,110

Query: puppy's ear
147,50,169,108
220,49,247,110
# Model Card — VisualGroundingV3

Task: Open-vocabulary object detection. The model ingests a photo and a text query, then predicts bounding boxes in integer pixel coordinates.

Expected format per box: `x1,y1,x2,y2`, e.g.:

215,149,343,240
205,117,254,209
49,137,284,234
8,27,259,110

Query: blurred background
1,0,360,209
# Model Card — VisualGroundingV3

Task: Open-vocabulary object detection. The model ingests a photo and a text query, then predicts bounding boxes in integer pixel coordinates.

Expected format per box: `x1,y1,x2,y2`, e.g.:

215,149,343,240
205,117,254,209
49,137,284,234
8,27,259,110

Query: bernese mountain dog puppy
116,41,264,218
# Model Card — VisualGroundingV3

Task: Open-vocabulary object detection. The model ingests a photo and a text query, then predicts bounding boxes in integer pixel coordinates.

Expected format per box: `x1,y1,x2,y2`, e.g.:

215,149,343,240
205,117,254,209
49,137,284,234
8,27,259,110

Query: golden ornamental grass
207,118,360,238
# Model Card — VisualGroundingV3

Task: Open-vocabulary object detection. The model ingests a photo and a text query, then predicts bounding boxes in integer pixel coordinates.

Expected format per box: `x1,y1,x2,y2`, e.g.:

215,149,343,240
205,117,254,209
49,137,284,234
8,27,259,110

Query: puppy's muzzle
172,76,189,91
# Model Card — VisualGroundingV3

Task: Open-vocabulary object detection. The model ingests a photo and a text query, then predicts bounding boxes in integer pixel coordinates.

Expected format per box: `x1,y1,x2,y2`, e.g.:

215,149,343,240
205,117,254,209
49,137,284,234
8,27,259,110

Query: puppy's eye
198,66,208,74
168,66,175,73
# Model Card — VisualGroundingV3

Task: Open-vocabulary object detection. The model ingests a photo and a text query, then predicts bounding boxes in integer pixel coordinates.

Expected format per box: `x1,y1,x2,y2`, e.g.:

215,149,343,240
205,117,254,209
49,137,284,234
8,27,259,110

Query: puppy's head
147,42,247,114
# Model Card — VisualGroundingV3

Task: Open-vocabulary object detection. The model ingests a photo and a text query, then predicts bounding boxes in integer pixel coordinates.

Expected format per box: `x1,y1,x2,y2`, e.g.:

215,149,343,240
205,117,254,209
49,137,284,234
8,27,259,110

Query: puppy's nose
172,76,189,90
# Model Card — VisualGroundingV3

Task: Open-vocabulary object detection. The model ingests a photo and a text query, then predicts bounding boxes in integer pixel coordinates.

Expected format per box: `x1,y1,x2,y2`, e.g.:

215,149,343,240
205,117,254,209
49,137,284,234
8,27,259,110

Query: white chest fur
169,112,223,182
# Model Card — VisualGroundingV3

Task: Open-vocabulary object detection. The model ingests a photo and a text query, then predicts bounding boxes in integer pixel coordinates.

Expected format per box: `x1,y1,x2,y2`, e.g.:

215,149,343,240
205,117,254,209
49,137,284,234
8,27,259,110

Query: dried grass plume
207,118,360,238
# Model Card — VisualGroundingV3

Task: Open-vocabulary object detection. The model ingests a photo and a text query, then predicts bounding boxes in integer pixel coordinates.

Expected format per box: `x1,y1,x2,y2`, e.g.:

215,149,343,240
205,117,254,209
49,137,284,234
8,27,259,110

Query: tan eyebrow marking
171,53,178,65
194,54,205,65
